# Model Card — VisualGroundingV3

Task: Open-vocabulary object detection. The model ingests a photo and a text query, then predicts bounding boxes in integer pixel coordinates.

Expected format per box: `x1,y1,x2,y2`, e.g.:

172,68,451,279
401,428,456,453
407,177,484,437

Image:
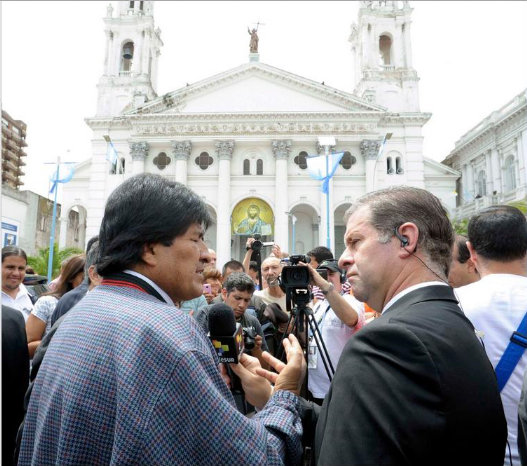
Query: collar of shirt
2,283,30,301
123,269,175,307
382,281,448,314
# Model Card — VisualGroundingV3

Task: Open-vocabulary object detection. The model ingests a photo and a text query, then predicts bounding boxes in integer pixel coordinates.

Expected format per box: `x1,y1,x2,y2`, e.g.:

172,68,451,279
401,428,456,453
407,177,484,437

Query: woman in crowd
26,254,85,357
203,267,222,304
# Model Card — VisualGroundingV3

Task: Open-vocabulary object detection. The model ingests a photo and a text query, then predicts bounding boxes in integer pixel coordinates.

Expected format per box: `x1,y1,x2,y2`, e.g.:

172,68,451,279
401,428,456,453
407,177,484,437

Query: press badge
308,342,317,369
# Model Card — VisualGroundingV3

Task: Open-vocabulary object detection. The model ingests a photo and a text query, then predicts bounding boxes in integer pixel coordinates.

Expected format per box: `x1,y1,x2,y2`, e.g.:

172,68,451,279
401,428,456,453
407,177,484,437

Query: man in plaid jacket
19,174,305,465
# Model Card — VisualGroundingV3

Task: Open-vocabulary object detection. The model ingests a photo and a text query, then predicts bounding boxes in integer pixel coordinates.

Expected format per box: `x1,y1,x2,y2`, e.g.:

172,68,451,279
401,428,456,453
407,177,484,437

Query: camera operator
305,259,365,405
194,272,269,368
254,256,287,312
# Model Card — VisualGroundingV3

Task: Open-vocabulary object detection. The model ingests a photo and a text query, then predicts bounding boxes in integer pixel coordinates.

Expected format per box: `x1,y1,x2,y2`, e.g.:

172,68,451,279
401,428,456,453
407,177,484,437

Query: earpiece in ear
394,228,409,248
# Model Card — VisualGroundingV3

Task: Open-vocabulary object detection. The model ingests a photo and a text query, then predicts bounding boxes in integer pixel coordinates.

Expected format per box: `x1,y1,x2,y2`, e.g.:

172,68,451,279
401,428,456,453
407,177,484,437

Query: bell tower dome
350,1,419,112
96,1,163,116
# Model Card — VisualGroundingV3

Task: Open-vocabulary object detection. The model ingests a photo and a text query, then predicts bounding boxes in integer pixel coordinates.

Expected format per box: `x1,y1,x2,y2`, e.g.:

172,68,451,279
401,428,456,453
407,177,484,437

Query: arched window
476,170,487,197
339,151,356,170
256,159,263,175
243,159,250,175
504,156,517,192
294,151,308,170
386,157,394,174
121,41,134,72
396,157,404,174
195,152,213,170
118,157,126,174
379,34,392,65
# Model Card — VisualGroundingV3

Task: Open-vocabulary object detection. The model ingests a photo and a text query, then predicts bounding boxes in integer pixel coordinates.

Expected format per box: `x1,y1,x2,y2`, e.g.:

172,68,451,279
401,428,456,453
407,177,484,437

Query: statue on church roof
248,26,259,53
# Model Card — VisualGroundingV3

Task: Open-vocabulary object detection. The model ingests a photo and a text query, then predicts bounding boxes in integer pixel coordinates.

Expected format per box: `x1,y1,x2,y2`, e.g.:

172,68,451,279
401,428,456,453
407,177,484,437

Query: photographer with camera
194,272,269,369
305,259,365,404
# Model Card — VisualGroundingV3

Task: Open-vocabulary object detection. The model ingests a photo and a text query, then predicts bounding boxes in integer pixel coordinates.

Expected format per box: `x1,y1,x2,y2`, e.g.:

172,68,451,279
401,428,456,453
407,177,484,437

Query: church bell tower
96,1,163,116
350,1,419,112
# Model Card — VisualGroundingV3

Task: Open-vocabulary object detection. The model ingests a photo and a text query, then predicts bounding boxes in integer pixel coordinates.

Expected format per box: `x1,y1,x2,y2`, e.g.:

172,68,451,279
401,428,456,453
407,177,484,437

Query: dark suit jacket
50,281,88,326
2,306,30,466
314,285,507,466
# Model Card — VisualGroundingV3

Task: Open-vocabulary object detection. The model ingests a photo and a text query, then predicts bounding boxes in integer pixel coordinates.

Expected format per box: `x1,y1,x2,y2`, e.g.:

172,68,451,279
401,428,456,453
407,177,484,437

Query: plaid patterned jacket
19,278,302,465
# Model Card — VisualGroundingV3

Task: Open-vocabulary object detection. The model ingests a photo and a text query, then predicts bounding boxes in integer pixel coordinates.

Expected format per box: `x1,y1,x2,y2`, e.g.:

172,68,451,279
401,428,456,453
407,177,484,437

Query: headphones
394,227,409,247
319,259,347,284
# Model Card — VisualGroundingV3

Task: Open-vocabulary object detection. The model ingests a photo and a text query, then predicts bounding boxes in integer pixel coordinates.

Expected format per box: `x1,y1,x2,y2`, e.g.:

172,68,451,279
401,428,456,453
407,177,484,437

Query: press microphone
208,303,245,364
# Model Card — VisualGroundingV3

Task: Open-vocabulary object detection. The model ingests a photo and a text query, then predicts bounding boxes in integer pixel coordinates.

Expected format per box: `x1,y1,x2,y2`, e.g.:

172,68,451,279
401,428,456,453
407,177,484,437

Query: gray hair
345,186,454,277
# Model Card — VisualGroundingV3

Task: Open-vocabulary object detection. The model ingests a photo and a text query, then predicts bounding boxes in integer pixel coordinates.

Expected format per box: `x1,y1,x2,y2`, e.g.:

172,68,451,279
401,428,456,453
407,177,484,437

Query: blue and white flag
306,152,345,194
105,138,118,166
49,163,76,194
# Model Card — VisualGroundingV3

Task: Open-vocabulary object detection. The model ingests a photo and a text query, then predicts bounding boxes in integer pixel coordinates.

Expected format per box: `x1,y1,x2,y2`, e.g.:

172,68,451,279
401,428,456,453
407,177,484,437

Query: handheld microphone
208,303,245,364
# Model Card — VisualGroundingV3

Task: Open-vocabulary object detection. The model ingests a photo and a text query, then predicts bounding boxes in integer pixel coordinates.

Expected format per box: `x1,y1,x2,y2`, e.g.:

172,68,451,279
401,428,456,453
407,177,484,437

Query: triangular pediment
127,61,386,115
424,157,460,177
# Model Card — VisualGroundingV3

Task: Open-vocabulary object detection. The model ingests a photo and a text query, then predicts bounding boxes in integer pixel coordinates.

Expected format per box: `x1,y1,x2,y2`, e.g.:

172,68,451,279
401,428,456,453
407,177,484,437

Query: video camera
249,234,274,252
280,254,311,291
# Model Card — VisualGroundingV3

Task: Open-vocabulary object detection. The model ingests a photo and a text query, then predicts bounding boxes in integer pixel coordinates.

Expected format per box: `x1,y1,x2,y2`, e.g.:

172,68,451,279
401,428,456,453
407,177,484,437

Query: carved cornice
215,140,235,160
360,139,381,160
172,140,192,160
271,140,292,160
129,141,149,161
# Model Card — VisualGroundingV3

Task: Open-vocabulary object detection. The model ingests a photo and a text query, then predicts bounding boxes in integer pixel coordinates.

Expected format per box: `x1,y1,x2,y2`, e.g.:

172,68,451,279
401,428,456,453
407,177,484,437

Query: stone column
491,148,501,194
104,30,113,74
215,140,234,268
172,140,192,185
130,141,149,175
485,150,493,195
361,139,381,193
522,129,527,187
466,162,475,199
272,140,291,252
58,216,68,248
316,142,337,248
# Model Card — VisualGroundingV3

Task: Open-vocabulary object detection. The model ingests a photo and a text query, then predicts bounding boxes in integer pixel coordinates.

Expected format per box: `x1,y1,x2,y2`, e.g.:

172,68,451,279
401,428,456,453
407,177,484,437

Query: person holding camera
195,272,269,368
304,259,365,405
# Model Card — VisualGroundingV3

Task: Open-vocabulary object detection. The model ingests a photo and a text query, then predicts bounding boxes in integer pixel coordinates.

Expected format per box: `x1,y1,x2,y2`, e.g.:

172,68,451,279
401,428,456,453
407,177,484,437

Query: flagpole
325,145,330,249
47,156,60,283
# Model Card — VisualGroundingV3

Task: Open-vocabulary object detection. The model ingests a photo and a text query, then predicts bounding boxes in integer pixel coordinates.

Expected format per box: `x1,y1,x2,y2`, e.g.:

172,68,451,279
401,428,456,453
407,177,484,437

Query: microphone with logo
208,303,248,414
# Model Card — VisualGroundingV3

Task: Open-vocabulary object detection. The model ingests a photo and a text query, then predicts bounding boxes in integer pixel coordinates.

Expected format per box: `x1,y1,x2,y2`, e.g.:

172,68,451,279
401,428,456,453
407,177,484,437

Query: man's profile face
448,242,478,288
149,223,210,303
223,288,252,320
2,255,26,292
338,206,395,310
327,270,342,293
261,257,282,287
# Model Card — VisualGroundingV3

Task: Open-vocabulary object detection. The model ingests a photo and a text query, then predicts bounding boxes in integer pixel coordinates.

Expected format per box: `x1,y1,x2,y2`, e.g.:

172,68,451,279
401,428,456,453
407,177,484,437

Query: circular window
195,152,214,170
340,151,356,170
294,151,308,170
153,152,171,170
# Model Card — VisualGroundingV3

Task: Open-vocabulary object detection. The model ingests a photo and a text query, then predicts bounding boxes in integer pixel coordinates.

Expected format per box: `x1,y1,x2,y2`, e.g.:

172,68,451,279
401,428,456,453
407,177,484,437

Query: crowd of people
2,173,527,465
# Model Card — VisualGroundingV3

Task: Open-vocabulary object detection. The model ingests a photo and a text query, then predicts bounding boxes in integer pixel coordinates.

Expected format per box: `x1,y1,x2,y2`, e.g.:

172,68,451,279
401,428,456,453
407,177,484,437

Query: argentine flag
306,152,345,194
104,135,118,166
49,163,76,194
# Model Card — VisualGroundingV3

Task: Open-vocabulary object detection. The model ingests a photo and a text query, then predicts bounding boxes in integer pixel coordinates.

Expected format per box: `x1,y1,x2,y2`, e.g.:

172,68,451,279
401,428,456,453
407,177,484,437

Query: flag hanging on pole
306,152,345,194
49,163,76,194
104,135,118,167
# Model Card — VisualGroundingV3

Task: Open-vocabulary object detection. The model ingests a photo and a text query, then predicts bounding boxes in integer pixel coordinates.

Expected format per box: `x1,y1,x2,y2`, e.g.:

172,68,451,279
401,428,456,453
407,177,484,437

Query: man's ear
141,243,158,267
466,258,478,275
397,222,419,257
221,288,228,301
466,241,479,269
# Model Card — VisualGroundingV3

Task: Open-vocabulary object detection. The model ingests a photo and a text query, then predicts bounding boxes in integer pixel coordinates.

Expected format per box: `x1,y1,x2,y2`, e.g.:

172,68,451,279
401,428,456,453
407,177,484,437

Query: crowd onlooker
202,267,222,304
1,247,34,321
25,254,85,358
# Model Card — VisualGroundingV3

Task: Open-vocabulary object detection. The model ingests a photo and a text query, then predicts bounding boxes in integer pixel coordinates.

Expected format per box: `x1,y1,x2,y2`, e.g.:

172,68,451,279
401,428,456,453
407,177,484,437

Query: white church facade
61,0,458,267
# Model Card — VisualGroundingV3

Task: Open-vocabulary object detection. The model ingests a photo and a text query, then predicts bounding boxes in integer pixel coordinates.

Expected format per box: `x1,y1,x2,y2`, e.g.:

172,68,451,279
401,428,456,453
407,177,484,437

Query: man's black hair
97,174,212,276
468,205,527,261
222,260,245,277
223,272,255,295
306,246,333,264
2,246,27,263
455,235,471,264
85,235,99,255
249,261,259,272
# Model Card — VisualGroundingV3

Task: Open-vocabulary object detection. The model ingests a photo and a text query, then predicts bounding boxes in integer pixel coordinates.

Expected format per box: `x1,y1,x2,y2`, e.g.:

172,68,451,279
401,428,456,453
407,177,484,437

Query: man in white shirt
254,256,287,311
2,246,33,322
305,259,364,404
456,205,527,466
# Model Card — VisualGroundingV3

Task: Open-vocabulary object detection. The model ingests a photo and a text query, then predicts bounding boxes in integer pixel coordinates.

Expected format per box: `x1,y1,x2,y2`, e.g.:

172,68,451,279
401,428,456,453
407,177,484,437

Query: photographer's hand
301,262,329,289
256,334,306,396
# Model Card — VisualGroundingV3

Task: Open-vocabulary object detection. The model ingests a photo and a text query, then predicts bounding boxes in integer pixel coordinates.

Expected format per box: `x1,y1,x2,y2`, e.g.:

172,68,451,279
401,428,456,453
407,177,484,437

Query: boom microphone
208,303,244,364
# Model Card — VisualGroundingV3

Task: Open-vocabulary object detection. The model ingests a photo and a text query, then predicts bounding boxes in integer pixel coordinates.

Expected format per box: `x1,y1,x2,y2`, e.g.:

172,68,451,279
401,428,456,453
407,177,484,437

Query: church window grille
339,151,356,170
476,170,487,197
195,152,213,170
387,157,394,174
294,151,308,170
243,159,250,175
504,156,517,192
379,34,392,65
257,159,263,175
396,157,404,174
153,152,171,170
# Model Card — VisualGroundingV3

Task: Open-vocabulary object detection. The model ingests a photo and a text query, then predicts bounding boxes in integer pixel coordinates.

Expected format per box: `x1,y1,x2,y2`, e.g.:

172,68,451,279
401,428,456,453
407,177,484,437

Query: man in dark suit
2,305,29,466
312,186,507,465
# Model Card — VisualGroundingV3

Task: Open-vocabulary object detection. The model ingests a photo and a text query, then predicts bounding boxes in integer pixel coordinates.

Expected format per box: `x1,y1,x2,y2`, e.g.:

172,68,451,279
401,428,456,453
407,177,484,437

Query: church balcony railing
119,70,132,77
381,64,396,71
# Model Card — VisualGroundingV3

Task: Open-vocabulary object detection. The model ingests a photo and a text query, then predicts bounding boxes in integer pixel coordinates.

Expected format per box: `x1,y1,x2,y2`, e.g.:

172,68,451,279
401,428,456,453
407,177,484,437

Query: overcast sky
2,1,526,200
